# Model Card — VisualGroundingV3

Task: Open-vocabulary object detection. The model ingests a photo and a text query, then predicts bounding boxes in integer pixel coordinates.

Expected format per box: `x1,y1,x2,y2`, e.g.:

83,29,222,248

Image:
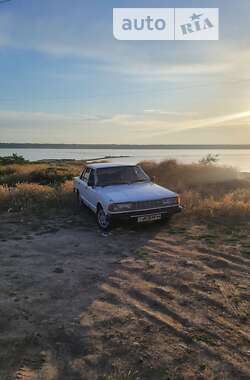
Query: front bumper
108,205,183,221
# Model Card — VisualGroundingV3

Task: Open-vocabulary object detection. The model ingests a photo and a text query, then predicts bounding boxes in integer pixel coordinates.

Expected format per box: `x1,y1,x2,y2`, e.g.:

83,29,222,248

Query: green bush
0,154,28,165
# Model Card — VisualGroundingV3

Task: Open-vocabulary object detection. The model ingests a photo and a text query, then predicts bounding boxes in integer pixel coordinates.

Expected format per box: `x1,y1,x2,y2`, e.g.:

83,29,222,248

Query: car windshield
96,166,149,187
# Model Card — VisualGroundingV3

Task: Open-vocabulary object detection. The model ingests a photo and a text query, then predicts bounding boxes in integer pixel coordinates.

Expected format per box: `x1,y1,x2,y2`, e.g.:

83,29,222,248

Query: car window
80,169,86,180
83,167,91,182
88,169,95,186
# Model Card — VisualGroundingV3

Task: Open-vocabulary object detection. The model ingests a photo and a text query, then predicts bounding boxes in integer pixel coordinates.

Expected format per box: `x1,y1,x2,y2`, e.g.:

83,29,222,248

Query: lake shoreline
1,143,250,150
1,148,250,172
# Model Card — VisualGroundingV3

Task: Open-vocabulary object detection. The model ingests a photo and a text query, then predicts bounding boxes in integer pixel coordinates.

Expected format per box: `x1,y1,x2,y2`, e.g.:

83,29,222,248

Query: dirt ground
0,209,249,380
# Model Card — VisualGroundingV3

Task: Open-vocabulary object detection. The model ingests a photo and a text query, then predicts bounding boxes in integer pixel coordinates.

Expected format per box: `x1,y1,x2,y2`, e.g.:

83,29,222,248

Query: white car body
73,163,182,228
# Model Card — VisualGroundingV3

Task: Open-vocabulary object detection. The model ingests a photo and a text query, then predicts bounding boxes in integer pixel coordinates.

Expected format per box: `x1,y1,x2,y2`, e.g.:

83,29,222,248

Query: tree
199,153,219,165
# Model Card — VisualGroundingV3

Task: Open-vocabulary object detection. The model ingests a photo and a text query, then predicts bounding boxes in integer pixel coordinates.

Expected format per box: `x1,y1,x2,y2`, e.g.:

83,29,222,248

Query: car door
78,167,91,205
85,169,98,212
77,168,86,199
79,168,98,211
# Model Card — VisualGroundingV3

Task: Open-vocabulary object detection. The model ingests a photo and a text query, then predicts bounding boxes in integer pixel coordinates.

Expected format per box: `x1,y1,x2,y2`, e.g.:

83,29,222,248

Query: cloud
0,5,245,83
144,109,197,117
151,125,250,145
0,111,104,126
114,62,230,81
1,108,250,144
1,108,250,133
186,110,249,131
189,111,250,130
145,110,250,138
97,110,250,138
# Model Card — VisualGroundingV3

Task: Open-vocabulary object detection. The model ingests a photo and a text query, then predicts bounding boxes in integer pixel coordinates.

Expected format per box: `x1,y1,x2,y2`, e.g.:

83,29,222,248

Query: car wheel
96,206,111,230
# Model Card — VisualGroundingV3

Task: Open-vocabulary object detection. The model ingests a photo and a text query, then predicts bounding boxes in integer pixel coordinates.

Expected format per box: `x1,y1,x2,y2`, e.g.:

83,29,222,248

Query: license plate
137,214,161,223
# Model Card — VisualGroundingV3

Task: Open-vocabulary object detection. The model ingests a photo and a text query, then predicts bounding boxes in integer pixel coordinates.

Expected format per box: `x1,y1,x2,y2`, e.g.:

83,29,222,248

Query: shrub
199,153,219,165
140,159,239,192
0,163,83,186
0,181,74,212
180,188,250,221
0,154,27,165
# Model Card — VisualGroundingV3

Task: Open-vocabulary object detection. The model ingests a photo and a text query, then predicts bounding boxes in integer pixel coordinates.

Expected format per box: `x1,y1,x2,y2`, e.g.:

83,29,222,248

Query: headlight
161,197,180,206
108,202,134,212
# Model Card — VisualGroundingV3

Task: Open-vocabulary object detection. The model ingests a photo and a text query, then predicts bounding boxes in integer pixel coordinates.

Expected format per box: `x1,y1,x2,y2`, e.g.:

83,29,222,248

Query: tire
96,205,111,231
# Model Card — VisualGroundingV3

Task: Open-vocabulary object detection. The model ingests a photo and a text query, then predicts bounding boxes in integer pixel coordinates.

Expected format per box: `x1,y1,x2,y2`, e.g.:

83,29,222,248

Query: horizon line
0,143,250,150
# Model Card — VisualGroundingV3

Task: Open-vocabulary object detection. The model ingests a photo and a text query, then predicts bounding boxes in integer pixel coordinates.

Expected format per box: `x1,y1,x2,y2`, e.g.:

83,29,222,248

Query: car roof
86,163,136,170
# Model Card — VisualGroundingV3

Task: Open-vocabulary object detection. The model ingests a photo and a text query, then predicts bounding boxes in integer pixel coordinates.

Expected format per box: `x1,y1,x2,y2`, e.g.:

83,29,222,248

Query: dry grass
0,181,74,212
140,160,250,221
181,188,250,220
0,161,84,186
140,159,239,189
0,159,249,220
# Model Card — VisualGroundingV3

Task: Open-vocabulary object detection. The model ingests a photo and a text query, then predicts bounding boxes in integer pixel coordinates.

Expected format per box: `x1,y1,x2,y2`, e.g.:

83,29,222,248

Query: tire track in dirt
79,230,250,379
15,351,58,380
148,236,250,275
97,279,250,379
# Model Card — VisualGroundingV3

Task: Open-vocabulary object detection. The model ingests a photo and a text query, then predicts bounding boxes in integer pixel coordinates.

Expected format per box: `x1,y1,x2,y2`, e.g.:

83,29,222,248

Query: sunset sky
0,0,250,144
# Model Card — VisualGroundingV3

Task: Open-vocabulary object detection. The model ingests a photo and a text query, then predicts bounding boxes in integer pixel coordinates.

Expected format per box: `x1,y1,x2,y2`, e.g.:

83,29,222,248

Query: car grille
132,198,177,211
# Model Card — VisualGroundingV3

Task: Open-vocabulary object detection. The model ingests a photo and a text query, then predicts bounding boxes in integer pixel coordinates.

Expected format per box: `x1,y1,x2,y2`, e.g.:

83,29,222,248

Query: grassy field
0,159,82,212
0,155,250,222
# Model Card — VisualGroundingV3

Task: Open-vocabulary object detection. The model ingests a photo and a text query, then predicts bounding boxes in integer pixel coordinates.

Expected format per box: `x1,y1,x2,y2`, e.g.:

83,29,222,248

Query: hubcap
98,209,109,228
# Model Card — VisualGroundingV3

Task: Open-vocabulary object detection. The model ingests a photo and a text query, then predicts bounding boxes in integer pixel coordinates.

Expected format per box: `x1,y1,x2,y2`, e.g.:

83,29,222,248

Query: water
0,148,250,172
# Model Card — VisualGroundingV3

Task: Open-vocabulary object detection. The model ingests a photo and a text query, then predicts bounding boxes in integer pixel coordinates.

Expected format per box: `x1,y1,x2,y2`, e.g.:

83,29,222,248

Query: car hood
96,182,176,203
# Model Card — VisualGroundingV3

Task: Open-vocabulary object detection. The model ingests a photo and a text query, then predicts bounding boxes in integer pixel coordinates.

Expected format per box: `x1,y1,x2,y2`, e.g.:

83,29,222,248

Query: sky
0,0,250,144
